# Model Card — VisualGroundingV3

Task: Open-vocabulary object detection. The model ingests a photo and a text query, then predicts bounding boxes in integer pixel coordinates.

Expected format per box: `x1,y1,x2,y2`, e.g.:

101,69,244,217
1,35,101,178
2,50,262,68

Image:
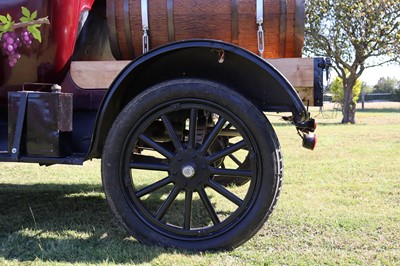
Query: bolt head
182,165,196,178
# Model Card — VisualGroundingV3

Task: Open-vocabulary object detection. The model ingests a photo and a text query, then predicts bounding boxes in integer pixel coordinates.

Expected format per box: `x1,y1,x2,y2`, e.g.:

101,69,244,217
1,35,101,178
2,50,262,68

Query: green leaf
0,15,8,23
27,24,41,42
21,6,30,18
31,11,37,20
20,17,30,23
0,14,13,32
3,21,12,31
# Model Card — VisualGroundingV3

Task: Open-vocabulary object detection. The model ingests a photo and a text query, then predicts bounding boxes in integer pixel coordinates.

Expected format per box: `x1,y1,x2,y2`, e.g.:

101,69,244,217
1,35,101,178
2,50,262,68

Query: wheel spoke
161,114,183,152
135,176,172,198
207,179,243,206
188,108,198,149
228,154,242,167
183,189,193,230
139,133,174,159
155,186,180,220
197,188,220,225
210,168,252,177
199,117,226,155
130,162,169,171
224,122,233,130
130,154,169,171
206,140,246,164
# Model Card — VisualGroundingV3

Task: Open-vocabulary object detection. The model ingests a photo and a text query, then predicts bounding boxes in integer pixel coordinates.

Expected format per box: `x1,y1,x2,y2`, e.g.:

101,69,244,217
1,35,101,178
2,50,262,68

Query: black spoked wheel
101,79,283,250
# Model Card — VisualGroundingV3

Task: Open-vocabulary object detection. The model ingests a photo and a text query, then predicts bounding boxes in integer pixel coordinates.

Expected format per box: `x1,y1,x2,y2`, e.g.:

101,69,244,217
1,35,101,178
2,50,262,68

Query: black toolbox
8,90,73,157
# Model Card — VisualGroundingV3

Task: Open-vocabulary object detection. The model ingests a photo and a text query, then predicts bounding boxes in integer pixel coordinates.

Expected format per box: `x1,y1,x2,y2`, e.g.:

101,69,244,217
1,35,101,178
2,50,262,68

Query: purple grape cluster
1,31,21,67
21,27,33,47
1,27,35,67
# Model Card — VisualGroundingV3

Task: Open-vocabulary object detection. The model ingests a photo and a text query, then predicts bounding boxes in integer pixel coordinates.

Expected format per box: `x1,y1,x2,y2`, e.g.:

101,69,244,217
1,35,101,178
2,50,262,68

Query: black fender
86,39,309,159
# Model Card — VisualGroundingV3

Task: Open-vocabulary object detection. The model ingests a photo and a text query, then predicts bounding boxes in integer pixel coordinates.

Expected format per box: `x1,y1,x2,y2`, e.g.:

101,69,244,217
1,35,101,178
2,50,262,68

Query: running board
0,152,85,165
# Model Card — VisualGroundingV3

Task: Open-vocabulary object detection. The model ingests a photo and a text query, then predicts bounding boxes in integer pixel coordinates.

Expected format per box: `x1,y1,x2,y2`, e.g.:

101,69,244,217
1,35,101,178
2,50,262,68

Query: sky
359,64,400,86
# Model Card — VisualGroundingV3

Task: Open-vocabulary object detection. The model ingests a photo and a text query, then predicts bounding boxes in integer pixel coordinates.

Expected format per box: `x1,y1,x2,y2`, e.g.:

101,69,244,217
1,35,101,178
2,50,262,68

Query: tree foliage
373,77,399,93
361,82,373,95
305,0,400,123
330,76,361,103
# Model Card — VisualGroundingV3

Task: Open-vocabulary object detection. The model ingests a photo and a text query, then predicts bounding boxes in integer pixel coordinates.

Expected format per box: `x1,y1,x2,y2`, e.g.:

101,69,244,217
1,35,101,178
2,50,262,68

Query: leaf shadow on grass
0,183,195,264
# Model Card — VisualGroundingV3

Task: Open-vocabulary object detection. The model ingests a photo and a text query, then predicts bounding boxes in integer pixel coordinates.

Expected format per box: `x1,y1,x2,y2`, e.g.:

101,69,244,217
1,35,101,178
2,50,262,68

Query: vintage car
0,0,328,250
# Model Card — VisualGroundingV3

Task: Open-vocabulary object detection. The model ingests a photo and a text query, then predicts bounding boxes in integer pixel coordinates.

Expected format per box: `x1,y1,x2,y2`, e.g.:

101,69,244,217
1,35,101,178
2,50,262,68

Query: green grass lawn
1,103,399,265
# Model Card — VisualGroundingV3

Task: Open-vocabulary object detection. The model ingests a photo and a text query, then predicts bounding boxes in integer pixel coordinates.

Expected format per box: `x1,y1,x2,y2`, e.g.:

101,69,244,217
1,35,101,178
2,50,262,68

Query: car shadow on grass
0,183,192,264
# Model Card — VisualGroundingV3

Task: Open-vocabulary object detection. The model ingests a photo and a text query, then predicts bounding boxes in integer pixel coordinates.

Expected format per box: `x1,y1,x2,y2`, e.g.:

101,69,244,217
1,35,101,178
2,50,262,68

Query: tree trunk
341,80,356,124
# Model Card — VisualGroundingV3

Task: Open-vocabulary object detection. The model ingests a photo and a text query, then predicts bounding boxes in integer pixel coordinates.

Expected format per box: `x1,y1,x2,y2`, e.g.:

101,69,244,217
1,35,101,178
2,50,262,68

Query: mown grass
0,102,399,265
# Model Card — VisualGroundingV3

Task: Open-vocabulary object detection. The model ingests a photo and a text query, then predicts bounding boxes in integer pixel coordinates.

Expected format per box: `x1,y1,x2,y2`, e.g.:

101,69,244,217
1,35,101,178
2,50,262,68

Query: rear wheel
101,79,283,250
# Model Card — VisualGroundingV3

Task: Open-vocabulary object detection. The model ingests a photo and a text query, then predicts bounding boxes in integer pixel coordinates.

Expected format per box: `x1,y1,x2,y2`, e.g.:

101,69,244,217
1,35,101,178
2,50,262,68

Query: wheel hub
171,150,210,189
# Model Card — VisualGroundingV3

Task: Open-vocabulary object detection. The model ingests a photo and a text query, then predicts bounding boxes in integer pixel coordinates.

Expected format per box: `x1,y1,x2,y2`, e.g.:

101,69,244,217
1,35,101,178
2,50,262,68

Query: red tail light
302,133,317,150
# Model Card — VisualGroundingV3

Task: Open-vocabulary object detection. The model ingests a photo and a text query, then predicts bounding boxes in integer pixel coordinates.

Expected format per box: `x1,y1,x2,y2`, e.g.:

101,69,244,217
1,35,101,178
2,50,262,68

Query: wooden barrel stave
107,0,304,60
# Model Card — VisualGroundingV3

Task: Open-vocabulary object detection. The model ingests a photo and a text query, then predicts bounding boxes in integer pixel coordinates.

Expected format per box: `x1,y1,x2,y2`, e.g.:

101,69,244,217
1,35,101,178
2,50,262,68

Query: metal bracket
141,0,150,53
313,58,331,107
256,0,264,57
11,92,29,161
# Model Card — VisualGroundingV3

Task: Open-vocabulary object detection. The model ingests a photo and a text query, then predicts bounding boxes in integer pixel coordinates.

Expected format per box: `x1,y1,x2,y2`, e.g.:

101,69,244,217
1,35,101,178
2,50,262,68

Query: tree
305,0,400,124
373,77,399,93
330,75,362,104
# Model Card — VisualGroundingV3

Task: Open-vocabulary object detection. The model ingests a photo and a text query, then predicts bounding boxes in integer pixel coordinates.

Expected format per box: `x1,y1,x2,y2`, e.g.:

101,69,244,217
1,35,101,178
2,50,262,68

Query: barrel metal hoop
141,0,150,53
231,0,239,45
279,0,287,57
106,1,122,59
123,0,135,58
256,0,264,57
167,0,175,42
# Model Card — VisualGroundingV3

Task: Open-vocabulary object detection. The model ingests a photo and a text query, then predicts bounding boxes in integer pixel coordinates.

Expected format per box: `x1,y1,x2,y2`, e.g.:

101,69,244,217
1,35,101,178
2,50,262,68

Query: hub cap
182,165,196,178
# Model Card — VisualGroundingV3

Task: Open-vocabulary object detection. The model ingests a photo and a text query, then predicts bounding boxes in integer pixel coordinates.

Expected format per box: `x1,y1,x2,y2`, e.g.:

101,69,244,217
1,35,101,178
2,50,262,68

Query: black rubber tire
101,79,283,250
